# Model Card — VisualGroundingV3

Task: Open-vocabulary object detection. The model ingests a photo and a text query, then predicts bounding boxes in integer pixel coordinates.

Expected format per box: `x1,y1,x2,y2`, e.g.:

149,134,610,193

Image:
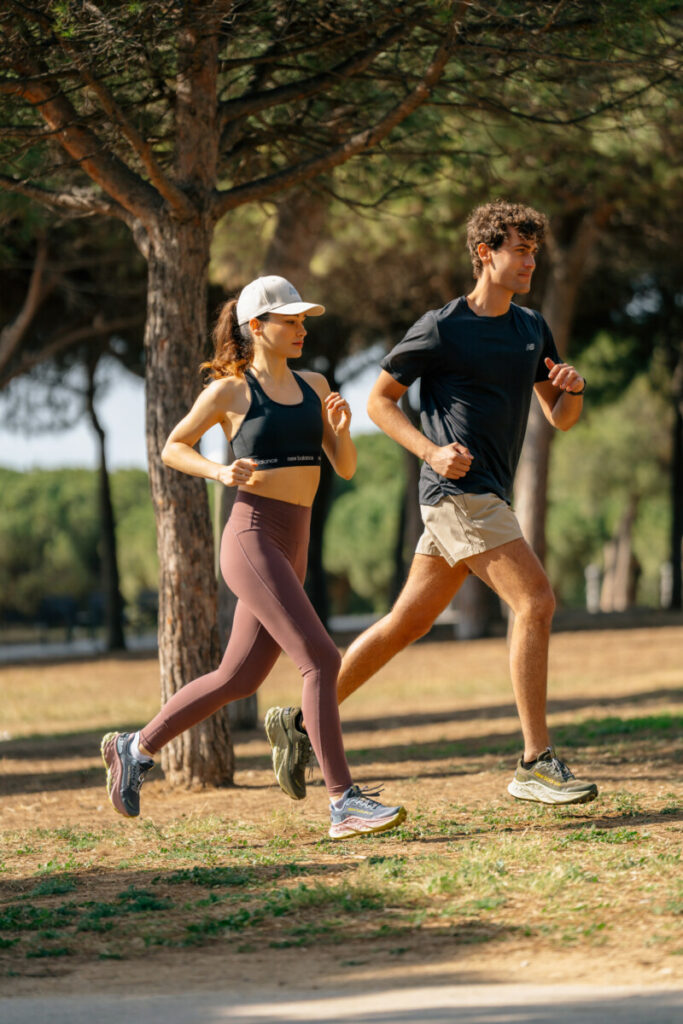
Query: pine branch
0,236,54,378
6,55,162,225
0,174,132,222
56,53,195,218
212,2,468,219
218,22,409,130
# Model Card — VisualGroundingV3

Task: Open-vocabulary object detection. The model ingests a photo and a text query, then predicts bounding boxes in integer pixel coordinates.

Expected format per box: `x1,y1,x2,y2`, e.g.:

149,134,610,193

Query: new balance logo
526,343,536,351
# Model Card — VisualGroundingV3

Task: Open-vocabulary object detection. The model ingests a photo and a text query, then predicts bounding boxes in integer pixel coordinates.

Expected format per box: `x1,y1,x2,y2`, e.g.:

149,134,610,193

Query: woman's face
252,312,307,359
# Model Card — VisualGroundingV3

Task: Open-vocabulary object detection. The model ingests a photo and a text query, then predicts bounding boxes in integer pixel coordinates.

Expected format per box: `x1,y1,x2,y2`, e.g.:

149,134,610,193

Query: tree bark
145,217,234,787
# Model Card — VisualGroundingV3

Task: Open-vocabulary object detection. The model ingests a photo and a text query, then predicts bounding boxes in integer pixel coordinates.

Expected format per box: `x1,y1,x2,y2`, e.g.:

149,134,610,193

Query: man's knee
517,581,556,623
386,602,435,646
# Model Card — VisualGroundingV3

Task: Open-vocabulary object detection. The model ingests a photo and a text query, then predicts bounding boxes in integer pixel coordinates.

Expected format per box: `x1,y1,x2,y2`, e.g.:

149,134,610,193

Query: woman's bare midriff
237,465,321,507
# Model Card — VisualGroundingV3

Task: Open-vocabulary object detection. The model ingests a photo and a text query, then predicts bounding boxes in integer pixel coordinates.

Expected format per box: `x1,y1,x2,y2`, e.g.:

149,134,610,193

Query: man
265,200,598,808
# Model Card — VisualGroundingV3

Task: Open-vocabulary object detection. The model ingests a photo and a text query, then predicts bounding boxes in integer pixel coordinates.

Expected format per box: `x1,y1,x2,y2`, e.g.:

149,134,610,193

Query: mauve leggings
140,491,352,798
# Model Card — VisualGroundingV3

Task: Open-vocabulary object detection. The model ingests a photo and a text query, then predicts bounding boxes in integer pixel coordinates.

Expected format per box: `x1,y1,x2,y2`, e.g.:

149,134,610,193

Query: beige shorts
416,492,523,567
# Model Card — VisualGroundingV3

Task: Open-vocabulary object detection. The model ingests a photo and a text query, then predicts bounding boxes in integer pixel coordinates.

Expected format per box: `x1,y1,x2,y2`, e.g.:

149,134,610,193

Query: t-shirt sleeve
534,314,561,383
380,310,440,386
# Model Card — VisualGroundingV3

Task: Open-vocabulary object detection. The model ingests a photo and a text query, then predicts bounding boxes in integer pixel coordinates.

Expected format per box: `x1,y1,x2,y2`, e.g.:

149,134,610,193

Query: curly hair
466,200,548,278
200,300,270,380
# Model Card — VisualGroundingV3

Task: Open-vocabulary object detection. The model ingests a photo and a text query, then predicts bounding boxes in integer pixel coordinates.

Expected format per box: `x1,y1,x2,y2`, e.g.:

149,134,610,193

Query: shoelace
348,783,385,809
129,759,153,793
541,749,574,782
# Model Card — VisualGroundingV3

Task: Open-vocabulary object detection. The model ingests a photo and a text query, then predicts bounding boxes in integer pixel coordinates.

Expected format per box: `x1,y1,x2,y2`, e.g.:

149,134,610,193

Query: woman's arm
161,378,256,487
302,371,357,480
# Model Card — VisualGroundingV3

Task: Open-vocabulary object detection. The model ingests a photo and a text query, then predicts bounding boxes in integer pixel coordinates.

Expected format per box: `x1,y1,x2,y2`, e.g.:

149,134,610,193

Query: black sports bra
231,370,323,469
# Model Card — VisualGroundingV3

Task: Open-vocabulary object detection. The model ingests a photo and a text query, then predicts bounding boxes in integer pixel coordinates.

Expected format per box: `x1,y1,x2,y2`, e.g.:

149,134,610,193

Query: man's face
479,227,538,294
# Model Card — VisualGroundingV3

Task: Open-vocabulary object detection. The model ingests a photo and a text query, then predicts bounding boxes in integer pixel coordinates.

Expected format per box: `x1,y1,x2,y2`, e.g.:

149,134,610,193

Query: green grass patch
554,714,682,747
166,866,255,888
24,876,77,898
559,826,641,846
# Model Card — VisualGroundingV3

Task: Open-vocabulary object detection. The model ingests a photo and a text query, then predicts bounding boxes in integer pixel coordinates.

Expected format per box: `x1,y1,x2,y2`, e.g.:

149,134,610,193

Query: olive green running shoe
508,747,598,805
264,705,313,801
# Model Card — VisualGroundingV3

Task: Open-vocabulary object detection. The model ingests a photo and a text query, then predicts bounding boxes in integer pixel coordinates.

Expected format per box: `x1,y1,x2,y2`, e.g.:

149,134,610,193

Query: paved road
1,984,681,1023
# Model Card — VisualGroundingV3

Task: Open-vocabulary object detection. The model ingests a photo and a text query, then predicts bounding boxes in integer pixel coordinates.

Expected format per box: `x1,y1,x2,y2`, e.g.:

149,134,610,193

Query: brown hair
466,200,548,278
201,300,271,380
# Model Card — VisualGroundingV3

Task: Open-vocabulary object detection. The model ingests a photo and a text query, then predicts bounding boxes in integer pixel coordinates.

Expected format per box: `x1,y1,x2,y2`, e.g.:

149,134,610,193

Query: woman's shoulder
201,373,249,407
295,369,330,399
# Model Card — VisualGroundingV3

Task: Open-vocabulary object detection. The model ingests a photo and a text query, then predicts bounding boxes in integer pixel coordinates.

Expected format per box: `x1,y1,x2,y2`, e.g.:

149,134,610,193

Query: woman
101,275,406,840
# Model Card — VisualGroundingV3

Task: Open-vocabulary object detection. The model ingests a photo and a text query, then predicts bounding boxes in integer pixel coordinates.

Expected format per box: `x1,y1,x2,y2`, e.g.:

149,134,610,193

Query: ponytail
202,299,271,381
201,300,251,380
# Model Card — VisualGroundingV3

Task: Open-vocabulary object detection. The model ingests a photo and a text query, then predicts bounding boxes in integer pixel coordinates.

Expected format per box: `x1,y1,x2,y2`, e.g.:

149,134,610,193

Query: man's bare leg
337,554,470,704
464,538,555,762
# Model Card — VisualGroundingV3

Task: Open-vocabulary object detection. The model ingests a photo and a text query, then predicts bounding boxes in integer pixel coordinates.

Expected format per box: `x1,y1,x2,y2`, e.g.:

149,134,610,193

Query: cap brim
271,301,325,317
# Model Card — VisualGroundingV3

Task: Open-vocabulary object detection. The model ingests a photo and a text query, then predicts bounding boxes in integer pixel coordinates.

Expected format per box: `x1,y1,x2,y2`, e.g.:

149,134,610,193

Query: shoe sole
100,732,136,818
507,779,598,805
329,806,407,840
264,708,306,802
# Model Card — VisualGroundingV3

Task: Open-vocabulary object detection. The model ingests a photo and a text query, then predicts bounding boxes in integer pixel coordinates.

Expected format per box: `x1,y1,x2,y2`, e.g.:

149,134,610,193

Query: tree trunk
263,185,328,285
514,402,554,563
515,210,604,560
670,346,683,609
85,362,126,652
145,217,233,787
600,494,640,611
391,446,422,602
453,573,502,639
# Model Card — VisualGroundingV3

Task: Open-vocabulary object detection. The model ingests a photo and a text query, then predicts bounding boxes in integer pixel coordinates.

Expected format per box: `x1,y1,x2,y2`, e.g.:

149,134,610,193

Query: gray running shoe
264,705,313,801
329,784,406,840
507,747,598,805
100,731,154,817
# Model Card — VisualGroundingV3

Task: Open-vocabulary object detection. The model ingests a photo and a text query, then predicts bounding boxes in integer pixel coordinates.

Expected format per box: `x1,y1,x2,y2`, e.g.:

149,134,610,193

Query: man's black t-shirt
380,296,560,506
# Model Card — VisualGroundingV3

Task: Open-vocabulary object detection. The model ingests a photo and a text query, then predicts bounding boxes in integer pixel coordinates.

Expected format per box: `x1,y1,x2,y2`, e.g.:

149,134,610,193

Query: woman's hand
325,391,351,435
215,458,258,487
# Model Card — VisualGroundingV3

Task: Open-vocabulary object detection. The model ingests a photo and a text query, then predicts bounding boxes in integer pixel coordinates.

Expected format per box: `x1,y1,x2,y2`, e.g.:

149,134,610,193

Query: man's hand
545,358,584,394
427,442,473,479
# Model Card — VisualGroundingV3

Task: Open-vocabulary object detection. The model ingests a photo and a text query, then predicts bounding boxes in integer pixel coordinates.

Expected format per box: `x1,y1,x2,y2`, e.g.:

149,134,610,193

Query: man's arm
534,358,585,432
367,370,473,479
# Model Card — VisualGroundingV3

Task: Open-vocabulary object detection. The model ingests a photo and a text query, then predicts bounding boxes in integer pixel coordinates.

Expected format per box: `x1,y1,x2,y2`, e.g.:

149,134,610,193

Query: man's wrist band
570,379,586,396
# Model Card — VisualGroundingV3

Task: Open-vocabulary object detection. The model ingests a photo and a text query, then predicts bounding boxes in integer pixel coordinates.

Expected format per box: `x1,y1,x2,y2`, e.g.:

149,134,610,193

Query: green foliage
0,466,157,622
547,365,671,606
323,433,404,612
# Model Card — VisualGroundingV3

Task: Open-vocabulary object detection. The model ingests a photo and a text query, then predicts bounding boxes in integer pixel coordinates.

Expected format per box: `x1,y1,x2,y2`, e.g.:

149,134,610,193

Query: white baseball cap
236,275,325,325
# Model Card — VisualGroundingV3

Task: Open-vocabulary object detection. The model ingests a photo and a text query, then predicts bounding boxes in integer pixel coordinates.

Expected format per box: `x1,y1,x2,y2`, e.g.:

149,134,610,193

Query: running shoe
507,747,598,805
100,731,154,817
329,784,407,839
264,705,312,801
